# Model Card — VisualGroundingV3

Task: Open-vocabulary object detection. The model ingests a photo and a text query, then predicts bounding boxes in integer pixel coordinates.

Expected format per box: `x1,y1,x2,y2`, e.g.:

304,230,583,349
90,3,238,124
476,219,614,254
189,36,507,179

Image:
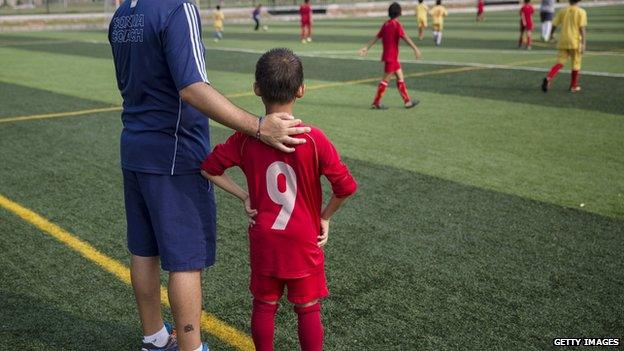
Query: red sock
295,303,323,351
397,80,411,103
571,70,579,87
373,80,388,106
547,63,563,79
251,300,278,351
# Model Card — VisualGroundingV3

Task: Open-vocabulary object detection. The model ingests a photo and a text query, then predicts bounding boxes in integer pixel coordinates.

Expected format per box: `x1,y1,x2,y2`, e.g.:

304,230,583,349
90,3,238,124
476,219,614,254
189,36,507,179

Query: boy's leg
251,300,279,351
526,31,532,49
570,49,582,90
373,71,392,107
294,301,323,351
518,29,524,47
287,270,329,351
436,30,443,46
395,69,411,103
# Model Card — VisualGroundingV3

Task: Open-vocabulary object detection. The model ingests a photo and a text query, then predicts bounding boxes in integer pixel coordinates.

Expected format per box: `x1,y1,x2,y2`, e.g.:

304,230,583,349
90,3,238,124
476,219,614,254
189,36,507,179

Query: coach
108,1,310,350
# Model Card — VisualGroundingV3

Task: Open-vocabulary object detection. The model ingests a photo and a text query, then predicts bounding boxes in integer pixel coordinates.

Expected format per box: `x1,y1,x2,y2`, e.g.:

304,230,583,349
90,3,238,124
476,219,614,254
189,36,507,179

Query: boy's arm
402,34,422,59
201,171,257,221
317,195,350,247
580,27,587,53
359,36,379,56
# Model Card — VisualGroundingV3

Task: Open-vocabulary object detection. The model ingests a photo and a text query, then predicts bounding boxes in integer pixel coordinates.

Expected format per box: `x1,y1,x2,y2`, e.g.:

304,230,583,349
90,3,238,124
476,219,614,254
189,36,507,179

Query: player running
430,0,448,46
519,0,534,50
300,0,313,43
359,2,421,110
416,0,428,40
542,0,587,92
201,48,358,351
477,0,485,22
213,5,224,42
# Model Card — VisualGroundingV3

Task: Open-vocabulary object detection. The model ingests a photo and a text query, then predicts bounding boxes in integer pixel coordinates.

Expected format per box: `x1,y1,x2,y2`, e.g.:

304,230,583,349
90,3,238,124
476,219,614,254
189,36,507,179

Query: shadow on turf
0,290,136,350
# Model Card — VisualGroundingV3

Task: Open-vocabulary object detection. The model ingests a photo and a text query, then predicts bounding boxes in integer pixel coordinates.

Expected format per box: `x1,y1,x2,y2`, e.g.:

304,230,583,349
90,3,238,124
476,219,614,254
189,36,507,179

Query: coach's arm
180,82,310,153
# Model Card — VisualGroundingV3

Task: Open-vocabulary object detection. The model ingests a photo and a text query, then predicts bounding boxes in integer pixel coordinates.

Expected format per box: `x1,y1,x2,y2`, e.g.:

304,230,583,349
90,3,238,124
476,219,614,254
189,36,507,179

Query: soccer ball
262,25,269,31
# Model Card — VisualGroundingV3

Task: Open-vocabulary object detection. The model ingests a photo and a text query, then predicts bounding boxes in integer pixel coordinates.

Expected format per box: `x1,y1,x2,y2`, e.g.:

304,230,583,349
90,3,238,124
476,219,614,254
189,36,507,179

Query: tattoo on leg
183,324,194,333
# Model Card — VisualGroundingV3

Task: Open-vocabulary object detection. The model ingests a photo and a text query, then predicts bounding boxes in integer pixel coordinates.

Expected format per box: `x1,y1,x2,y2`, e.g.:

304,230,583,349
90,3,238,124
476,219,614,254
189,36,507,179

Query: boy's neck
264,101,295,116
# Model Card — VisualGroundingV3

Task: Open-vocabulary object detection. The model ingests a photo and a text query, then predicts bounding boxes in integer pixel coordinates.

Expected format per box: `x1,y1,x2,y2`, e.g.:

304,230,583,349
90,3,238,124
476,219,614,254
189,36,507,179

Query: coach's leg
131,255,164,335
169,270,203,351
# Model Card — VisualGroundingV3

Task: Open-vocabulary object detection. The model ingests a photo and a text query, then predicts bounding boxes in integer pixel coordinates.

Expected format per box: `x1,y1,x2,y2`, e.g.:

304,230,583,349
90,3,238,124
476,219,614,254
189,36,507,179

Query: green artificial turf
0,5,622,351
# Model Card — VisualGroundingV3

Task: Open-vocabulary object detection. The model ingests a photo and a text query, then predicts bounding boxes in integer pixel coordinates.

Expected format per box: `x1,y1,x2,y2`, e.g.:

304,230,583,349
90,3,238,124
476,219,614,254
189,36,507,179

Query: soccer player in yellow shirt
416,0,429,40
542,0,587,93
213,5,225,42
430,0,448,46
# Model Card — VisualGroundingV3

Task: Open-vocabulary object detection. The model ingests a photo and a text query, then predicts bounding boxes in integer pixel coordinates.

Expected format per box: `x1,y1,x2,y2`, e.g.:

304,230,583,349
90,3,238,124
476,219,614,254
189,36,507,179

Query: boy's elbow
334,180,358,199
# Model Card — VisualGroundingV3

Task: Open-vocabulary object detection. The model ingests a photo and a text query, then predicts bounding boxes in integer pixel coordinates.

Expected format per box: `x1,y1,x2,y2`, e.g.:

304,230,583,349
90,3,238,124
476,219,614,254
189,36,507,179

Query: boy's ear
253,83,262,97
296,84,306,99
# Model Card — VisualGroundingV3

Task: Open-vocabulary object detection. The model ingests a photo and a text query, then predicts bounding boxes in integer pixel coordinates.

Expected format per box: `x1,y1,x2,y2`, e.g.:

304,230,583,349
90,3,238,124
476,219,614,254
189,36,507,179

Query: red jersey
201,126,357,279
520,4,534,28
300,4,312,23
377,18,406,63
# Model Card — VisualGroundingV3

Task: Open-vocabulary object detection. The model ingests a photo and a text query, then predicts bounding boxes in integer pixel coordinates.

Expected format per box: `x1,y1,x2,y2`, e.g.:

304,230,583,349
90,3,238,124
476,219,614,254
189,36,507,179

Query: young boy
201,48,357,351
519,0,534,50
300,0,313,43
213,5,225,42
476,0,485,22
359,2,421,110
542,0,587,93
540,0,555,41
252,4,262,31
430,0,448,46
416,0,428,40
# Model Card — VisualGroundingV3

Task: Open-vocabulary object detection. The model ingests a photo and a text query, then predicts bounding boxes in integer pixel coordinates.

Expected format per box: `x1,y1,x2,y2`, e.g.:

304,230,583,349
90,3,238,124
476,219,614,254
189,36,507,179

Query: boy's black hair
524,0,530,3
304,0,310,3
569,0,581,4
436,0,441,5
216,5,220,9
388,2,402,18
255,48,304,104
418,0,424,3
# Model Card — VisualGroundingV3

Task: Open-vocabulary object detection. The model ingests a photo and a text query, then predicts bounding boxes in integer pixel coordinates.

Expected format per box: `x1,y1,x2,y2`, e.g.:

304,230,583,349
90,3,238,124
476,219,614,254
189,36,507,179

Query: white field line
1,38,622,78
207,46,624,78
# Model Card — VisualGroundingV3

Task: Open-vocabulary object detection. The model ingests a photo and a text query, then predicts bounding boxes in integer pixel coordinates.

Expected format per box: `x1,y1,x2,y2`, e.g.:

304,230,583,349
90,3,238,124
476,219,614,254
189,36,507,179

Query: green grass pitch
0,5,623,350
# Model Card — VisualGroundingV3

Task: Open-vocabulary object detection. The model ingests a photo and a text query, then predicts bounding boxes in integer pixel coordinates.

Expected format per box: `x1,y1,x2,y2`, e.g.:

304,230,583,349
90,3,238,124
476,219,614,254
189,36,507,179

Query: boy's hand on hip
260,113,310,153
318,219,330,247
243,196,257,226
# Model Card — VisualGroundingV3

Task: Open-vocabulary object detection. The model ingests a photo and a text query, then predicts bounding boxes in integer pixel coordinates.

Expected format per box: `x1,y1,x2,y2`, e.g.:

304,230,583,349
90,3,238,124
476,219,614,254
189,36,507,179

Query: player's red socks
397,80,411,103
548,63,563,79
295,303,324,351
571,70,580,88
251,300,279,351
373,80,388,106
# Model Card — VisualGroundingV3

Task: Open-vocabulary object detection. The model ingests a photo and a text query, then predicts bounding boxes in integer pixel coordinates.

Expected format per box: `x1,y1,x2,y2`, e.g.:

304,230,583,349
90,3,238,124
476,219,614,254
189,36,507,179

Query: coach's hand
260,113,310,153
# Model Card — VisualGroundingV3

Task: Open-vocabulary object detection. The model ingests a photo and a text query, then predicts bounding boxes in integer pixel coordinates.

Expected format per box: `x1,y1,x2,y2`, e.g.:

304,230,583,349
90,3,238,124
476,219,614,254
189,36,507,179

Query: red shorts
301,19,311,26
477,6,484,15
384,61,401,73
520,21,533,31
250,270,329,305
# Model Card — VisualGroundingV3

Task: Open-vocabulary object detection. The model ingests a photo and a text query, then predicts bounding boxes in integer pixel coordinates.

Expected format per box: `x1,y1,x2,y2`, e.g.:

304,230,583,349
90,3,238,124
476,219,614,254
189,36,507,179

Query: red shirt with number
300,4,312,25
377,18,406,63
201,126,357,279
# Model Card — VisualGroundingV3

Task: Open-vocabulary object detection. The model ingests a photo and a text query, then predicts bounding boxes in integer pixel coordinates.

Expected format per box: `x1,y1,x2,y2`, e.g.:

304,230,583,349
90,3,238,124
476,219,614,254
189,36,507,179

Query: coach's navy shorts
123,169,216,272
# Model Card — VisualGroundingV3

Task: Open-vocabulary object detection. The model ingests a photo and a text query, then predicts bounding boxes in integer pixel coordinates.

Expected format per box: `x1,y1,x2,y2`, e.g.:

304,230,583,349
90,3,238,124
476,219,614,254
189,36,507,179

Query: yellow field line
0,193,254,351
0,57,554,125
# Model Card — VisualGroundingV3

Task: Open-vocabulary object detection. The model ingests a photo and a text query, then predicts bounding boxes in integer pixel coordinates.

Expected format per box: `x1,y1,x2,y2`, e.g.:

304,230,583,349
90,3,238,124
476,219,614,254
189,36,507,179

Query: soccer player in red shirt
300,0,313,43
477,0,485,22
359,2,421,110
519,0,535,50
201,48,357,351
